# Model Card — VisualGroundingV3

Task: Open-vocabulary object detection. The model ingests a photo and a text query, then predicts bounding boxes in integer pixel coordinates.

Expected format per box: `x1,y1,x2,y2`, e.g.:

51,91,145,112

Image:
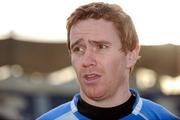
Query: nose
82,50,97,68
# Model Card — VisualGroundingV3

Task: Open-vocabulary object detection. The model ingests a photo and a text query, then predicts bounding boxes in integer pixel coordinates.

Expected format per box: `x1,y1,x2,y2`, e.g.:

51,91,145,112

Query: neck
80,84,131,108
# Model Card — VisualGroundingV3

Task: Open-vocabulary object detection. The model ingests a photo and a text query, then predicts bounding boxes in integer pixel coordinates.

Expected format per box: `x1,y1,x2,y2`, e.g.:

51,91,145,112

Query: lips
83,73,101,84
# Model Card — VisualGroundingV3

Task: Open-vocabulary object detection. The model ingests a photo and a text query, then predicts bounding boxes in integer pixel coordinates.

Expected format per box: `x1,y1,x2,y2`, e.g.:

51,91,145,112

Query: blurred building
0,36,180,119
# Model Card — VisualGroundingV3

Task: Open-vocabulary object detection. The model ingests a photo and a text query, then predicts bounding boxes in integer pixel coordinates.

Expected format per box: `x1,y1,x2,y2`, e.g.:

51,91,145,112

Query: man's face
70,19,134,101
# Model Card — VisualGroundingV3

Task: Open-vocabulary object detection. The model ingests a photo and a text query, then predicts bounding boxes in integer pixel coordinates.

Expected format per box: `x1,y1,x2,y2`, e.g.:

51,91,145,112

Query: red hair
67,2,139,54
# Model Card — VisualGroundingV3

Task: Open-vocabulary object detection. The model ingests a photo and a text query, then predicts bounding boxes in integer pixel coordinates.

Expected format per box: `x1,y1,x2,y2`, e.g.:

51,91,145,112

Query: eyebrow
88,40,112,46
70,38,83,50
70,39,112,50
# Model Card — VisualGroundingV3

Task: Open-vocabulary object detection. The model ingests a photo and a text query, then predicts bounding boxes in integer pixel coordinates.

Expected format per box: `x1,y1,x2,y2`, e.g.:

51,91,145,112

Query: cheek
71,56,82,75
103,55,127,76
71,55,78,66
71,56,78,70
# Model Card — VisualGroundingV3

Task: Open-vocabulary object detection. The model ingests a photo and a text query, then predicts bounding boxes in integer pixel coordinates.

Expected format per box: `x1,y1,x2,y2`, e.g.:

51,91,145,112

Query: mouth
83,73,101,84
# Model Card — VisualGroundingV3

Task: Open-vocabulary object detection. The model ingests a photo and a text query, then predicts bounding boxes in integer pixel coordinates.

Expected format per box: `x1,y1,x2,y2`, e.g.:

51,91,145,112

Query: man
37,2,179,120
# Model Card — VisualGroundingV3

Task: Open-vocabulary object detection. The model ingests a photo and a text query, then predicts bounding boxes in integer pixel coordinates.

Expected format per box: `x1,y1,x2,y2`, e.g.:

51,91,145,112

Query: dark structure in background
0,37,180,119
0,37,179,75
0,38,71,73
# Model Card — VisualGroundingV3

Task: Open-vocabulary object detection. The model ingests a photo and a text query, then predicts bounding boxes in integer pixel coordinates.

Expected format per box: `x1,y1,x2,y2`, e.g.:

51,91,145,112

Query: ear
126,46,140,68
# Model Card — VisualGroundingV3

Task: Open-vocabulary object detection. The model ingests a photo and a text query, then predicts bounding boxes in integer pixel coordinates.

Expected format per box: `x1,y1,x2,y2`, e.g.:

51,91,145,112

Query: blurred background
0,0,180,119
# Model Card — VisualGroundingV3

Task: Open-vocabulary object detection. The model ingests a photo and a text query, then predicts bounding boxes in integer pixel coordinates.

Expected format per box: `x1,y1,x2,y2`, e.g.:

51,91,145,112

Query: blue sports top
37,89,179,120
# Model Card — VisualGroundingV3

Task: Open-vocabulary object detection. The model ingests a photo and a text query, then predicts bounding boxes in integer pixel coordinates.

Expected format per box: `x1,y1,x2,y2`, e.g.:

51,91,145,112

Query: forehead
69,19,119,42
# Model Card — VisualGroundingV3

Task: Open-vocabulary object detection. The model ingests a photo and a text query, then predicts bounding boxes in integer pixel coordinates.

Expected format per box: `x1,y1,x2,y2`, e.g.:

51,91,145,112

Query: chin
85,89,107,101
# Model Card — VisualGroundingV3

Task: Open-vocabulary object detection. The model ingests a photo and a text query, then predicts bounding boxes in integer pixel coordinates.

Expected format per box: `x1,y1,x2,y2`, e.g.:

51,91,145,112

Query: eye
71,46,85,54
97,44,108,49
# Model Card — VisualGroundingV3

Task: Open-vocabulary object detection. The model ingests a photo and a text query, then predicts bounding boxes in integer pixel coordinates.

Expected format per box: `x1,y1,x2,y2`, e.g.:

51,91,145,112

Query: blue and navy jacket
37,90,179,120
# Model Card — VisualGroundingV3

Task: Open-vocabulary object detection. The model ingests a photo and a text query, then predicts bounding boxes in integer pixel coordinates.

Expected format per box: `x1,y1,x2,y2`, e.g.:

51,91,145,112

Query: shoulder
140,98,179,120
36,101,71,120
